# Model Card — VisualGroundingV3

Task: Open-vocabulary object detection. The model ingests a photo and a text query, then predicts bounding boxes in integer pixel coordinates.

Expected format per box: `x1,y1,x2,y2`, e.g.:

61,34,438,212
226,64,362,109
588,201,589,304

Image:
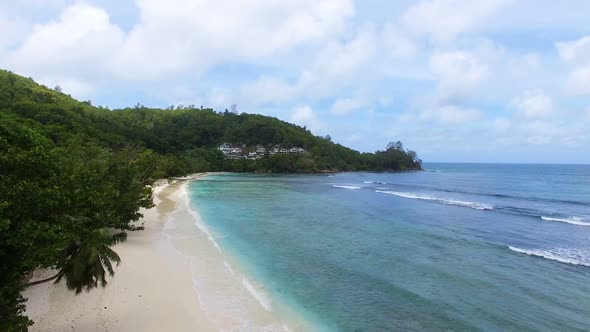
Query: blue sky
1,0,590,163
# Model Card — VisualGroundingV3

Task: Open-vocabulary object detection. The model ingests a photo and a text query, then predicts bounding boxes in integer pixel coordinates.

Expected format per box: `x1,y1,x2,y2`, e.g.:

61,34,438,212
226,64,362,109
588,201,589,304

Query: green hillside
0,69,421,174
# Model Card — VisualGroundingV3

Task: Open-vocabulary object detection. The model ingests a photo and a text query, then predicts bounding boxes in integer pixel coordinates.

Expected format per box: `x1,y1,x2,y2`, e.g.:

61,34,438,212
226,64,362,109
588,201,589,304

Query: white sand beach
23,174,296,331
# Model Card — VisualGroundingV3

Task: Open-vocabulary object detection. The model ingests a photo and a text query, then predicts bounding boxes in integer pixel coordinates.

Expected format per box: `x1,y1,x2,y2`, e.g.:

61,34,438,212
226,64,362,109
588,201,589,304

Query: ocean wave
363,180,387,185
333,185,362,190
541,216,590,226
223,260,236,275
508,246,590,267
184,182,278,315
373,186,589,224
376,190,493,210
365,181,588,207
242,277,273,312
182,182,222,252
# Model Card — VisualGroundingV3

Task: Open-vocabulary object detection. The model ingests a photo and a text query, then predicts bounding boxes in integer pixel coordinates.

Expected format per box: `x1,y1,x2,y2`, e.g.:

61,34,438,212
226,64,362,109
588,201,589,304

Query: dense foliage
0,69,421,330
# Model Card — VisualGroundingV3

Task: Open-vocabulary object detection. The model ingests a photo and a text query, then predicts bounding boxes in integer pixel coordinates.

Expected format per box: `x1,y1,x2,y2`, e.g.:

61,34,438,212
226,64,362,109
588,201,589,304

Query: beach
23,174,291,331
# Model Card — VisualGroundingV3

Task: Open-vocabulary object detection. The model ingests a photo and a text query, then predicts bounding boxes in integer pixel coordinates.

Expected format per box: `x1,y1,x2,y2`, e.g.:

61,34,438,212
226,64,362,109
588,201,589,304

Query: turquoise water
189,164,590,331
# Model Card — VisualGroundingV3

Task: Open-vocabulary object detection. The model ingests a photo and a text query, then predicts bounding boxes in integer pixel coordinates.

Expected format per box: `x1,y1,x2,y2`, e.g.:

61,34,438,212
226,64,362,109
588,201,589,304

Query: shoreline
177,176,316,331
22,173,297,331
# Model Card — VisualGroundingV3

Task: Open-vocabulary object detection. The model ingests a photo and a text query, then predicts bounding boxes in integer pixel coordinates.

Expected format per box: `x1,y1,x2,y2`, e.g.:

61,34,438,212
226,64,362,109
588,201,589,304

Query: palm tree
26,230,127,293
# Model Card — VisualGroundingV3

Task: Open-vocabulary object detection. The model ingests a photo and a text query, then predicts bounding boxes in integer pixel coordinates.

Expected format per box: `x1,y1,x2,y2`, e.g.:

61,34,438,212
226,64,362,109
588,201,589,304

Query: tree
386,141,404,151
54,85,62,93
27,230,127,293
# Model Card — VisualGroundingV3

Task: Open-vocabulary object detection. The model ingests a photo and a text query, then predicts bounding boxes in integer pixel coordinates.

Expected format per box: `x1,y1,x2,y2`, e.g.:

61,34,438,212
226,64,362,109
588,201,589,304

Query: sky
1,0,590,163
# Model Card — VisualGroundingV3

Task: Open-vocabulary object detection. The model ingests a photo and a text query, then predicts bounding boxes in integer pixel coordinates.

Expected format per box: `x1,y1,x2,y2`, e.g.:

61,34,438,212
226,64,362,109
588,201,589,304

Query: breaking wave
508,246,590,267
376,190,493,210
333,185,362,190
363,181,588,207
541,216,590,226
242,277,273,312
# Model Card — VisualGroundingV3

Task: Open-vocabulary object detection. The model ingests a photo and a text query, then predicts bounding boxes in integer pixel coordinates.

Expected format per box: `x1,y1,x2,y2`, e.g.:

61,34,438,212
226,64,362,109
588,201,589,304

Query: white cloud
5,0,67,7
330,98,366,115
240,75,308,105
0,11,30,49
10,3,124,71
563,64,590,95
290,105,322,132
347,133,362,142
240,26,377,105
557,36,590,63
313,25,377,77
512,91,553,119
493,118,511,132
402,0,512,43
38,75,95,99
111,0,355,79
291,105,314,122
422,105,481,124
557,35,590,95
523,53,541,68
521,120,558,145
5,3,124,98
206,87,233,109
526,135,551,145
381,23,417,58
522,120,555,134
429,50,489,101
4,0,356,84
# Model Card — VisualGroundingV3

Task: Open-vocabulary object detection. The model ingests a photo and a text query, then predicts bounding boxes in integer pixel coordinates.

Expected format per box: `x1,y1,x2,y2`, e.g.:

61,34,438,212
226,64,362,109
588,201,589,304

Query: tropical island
0,69,421,330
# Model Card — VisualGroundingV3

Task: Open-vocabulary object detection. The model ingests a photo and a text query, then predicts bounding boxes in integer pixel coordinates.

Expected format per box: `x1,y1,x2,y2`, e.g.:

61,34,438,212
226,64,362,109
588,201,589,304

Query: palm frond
54,230,125,294
100,255,115,276
102,246,121,265
110,232,127,245
72,247,87,282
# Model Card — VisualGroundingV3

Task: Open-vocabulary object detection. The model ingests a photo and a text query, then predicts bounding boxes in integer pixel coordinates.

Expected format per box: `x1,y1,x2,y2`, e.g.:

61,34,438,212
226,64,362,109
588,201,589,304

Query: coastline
22,173,296,331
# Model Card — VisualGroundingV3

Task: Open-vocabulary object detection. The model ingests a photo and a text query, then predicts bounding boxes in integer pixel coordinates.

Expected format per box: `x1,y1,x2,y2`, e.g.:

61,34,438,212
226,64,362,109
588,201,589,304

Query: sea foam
242,277,273,312
508,246,590,267
333,185,362,190
183,181,277,315
541,216,590,226
363,180,387,185
376,190,493,210
182,181,222,252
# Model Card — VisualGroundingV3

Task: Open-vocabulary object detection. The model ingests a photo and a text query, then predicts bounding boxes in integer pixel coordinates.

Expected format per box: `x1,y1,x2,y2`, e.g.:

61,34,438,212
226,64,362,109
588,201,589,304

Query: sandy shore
23,174,294,331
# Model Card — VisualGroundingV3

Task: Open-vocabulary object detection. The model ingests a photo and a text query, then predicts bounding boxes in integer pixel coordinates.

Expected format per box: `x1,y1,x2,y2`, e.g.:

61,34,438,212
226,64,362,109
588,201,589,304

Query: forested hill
0,69,421,174
0,70,421,330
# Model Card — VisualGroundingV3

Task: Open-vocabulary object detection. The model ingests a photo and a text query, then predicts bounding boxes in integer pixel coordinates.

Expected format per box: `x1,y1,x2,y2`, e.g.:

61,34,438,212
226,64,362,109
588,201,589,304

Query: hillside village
218,143,307,160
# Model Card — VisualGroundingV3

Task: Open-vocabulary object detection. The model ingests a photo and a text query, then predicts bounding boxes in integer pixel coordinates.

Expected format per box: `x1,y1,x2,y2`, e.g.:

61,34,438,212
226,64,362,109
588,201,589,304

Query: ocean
187,163,590,331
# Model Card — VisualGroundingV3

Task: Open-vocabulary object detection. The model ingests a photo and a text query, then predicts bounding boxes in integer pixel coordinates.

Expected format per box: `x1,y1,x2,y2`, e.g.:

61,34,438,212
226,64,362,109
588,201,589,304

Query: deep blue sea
189,163,590,331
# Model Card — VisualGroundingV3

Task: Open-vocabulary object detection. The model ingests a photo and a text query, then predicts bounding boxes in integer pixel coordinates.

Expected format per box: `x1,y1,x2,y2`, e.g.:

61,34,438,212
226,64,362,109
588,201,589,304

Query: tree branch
25,272,62,287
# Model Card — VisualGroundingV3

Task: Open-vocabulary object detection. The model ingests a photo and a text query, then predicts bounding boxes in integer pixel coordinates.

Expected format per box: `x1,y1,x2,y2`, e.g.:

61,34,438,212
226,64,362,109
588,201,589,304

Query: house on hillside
256,146,266,154
290,147,306,153
218,143,306,159
218,143,232,154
